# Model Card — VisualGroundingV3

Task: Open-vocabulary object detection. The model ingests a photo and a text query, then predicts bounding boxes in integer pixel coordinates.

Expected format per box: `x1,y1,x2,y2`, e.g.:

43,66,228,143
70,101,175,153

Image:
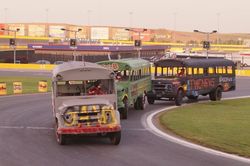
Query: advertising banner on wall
152,29,172,42
13,82,22,94
0,24,5,35
111,28,130,40
49,25,65,38
8,24,25,36
0,82,7,95
28,25,45,37
91,27,109,40
69,26,87,39
131,29,153,41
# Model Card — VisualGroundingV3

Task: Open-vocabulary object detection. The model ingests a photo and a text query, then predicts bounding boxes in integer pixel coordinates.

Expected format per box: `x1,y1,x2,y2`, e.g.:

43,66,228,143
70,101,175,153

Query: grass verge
0,76,51,95
160,98,250,158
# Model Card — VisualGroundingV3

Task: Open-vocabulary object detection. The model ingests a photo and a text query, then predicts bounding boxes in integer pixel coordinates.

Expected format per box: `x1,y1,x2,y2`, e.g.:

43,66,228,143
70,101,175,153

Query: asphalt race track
0,76,249,166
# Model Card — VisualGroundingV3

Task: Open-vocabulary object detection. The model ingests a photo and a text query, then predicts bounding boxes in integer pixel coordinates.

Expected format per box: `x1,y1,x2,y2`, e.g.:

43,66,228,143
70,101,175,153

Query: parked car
35,60,51,64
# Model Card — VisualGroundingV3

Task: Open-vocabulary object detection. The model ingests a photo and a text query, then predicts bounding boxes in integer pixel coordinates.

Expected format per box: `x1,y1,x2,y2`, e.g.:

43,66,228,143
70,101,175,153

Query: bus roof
154,58,235,68
98,58,150,71
52,61,113,80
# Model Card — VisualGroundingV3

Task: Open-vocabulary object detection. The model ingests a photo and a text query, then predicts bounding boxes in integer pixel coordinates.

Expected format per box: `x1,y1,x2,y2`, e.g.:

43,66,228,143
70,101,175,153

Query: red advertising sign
0,24,5,35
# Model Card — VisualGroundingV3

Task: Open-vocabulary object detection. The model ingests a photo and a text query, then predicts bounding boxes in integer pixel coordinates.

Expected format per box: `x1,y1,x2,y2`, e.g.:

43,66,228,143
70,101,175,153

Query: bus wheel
55,121,67,145
138,95,146,110
122,100,129,119
187,95,198,100
214,87,222,100
175,90,184,106
147,96,155,104
109,131,121,145
209,87,222,101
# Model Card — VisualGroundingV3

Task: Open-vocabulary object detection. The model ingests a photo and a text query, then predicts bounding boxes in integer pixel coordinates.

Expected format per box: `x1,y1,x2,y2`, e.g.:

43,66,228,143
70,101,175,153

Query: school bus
52,61,121,145
147,58,236,106
98,58,151,119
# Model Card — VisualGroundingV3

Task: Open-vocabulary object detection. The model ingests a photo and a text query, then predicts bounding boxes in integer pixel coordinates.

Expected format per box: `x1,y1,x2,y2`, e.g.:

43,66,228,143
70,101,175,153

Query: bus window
198,68,204,74
193,68,198,75
222,66,227,74
187,67,192,75
227,66,233,74
56,79,114,96
116,70,129,81
216,66,223,74
208,67,215,74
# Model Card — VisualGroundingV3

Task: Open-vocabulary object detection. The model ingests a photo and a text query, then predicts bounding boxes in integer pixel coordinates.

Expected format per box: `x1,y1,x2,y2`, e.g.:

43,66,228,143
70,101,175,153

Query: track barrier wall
0,63,250,76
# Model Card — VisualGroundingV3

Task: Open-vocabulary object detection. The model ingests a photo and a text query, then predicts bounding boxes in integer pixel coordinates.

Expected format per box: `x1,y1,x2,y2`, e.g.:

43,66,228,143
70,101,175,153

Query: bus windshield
56,79,115,96
114,70,130,81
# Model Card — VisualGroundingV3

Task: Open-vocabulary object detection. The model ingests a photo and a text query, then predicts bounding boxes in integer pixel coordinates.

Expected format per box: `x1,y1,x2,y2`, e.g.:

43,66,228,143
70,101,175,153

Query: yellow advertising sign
0,82,7,95
38,80,48,92
13,82,22,94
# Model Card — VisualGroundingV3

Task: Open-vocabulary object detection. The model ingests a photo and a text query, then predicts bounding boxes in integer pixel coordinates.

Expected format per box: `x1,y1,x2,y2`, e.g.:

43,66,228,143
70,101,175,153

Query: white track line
143,96,250,164
0,126,53,130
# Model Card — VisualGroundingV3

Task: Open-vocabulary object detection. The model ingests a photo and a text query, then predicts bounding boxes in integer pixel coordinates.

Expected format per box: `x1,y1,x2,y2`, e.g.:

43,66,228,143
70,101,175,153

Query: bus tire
55,120,67,145
214,87,222,101
147,96,155,104
175,89,184,106
109,131,121,145
138,95,146,110
209,87,222,101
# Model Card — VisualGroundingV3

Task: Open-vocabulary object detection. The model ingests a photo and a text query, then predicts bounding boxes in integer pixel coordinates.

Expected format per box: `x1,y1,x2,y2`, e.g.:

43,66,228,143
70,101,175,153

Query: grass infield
160,98,250,158
0,76,51,95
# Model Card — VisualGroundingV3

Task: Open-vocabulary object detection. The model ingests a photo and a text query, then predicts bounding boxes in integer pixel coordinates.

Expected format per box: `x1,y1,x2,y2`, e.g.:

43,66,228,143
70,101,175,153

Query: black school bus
147,58,236,106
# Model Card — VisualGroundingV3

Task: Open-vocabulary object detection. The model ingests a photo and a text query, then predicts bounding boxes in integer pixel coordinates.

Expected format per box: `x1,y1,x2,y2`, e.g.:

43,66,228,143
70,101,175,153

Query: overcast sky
1,0,249,33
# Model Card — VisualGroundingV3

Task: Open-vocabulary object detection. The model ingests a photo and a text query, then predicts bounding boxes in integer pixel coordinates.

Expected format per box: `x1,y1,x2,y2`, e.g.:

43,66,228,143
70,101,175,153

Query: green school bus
98,58,151,119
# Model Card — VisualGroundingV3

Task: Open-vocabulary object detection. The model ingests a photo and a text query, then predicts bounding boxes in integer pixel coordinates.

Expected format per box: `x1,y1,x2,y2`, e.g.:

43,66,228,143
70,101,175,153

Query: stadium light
193,29,217,59
61,28,82,61
0,28,20,63
125,28,147,58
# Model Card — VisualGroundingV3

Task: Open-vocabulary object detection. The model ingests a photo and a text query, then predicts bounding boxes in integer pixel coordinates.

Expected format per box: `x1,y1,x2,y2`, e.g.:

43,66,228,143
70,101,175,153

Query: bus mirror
110,72,115,79
56,74,63,81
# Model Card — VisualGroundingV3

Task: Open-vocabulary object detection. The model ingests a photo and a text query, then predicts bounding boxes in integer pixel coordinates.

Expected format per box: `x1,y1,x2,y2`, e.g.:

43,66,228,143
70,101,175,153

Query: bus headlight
63,107,75,124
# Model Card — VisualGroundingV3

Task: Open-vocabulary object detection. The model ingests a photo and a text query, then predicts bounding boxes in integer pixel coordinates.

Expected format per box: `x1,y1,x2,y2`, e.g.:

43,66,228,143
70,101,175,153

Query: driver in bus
177,68,185,77
88,81,105,95
115,71,122,80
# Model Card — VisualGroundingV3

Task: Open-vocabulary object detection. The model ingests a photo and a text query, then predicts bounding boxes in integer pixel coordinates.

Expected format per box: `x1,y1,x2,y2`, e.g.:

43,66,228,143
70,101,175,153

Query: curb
143,96,250,164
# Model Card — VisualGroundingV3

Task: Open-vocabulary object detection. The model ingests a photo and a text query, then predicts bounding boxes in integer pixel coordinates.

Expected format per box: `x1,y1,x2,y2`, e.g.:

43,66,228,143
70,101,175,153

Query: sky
1,0,250,33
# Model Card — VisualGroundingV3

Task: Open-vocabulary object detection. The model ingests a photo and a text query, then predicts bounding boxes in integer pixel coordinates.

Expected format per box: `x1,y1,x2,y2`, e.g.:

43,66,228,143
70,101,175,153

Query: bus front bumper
57,125,121,135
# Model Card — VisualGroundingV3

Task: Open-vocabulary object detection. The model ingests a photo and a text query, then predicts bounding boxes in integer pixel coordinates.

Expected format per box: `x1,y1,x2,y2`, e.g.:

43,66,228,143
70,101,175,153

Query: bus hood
60,98,112,109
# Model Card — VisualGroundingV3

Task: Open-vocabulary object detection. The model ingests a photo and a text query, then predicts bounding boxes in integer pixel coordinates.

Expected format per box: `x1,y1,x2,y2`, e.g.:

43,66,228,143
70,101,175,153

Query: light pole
1,28,20,63
216,13,220,44
125,28,147,58
193,29,217,59
61,28,82,61
87,10,92,44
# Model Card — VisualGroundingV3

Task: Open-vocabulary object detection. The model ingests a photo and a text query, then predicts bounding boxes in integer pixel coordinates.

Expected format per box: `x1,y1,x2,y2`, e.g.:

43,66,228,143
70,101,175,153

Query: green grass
160,98,250,157
0,76,51,95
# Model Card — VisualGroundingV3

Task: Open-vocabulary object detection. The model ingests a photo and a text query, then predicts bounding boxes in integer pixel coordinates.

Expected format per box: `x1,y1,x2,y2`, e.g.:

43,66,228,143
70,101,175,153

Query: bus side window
187,67,192,76
208,67,214,75
227,66,233,74
193,68,198,75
